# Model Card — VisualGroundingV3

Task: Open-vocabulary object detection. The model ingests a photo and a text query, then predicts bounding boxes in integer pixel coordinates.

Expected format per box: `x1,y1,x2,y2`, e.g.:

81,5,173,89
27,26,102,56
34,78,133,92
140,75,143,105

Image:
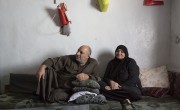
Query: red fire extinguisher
57,3,70,26
144,0,164,6
57,3,71,36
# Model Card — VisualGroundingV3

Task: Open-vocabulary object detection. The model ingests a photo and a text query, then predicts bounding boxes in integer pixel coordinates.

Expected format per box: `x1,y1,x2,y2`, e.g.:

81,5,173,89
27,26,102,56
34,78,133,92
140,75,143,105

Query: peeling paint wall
0,0,171,92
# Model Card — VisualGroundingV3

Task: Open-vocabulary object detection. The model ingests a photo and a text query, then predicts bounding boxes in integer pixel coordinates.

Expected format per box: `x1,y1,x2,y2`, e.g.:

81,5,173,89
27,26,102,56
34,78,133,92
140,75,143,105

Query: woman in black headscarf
99,45,142,104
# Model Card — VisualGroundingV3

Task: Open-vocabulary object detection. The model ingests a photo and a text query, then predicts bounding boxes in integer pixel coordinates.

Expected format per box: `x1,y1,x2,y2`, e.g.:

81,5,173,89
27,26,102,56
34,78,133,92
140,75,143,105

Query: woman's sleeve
121,59,140,87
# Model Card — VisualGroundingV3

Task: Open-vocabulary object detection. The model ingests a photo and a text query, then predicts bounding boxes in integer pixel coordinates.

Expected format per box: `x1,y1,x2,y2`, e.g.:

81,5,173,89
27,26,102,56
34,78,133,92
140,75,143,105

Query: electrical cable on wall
176,36,180,44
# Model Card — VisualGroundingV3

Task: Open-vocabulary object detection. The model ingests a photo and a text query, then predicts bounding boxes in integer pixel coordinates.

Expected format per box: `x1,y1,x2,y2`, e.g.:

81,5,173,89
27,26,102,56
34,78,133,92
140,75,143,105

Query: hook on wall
54,0,56,4
176,36,180,44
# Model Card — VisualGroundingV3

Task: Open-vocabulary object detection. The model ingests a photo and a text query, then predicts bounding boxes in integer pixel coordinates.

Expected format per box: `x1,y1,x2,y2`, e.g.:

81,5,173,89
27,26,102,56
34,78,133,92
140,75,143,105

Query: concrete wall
0,0,171,92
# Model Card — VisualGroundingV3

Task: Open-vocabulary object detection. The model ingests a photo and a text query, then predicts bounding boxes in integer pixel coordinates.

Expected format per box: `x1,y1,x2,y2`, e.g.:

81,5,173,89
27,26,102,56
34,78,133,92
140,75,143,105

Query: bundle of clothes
68,79,107,104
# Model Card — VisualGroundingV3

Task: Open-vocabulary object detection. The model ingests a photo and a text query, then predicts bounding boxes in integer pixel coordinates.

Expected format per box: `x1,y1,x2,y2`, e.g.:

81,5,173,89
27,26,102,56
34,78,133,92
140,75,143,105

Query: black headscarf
115,45,129,59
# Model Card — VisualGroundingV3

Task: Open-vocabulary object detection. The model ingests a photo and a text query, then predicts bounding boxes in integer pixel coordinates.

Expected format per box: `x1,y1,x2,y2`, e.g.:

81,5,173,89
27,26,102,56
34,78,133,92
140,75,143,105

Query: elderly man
36,45,100,102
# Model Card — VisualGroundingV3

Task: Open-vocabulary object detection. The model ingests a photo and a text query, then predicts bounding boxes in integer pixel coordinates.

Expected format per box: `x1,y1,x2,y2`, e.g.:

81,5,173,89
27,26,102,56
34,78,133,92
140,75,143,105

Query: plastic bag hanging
97,0,109,12
57,3,71,36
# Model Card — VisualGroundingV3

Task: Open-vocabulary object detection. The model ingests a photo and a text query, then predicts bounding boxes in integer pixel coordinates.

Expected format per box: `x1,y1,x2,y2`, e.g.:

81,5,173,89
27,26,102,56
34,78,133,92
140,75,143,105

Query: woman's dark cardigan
103,57,142,91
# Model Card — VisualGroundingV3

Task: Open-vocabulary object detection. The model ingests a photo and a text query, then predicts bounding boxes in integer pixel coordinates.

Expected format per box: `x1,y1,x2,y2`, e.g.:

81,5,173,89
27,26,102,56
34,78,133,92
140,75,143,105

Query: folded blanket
68,91,97,102
15,99,34,109
75,94,107,104
0,94,13,101
72,79,100,89
73,87,100,94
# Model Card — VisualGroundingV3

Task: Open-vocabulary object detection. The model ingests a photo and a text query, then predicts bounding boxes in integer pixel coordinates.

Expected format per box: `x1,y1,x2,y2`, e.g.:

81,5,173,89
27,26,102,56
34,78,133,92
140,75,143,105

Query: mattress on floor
1,73,179,110
0,93,112,110
0,93,180,110
133,95,180,110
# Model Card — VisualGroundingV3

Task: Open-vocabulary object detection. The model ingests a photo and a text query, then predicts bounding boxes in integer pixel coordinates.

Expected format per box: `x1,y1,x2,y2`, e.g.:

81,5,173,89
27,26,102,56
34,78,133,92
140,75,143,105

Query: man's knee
47,89,69,102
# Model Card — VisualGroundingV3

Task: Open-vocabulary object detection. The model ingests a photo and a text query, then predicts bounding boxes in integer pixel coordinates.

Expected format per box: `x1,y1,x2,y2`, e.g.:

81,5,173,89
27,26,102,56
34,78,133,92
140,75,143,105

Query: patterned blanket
0,93,179,110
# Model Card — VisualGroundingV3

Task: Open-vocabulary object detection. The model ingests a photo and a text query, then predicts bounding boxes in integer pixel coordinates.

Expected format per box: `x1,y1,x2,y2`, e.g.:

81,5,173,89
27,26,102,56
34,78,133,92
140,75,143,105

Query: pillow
10,73,38,93
72,79,100,89
73,87,100,94
68,91,97,102
75,94,107,104
142,87,169,98
140,65,170,88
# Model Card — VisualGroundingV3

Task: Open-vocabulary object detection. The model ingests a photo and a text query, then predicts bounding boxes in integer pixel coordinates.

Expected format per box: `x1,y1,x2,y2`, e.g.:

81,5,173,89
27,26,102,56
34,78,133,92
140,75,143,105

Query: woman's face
115,49,125,60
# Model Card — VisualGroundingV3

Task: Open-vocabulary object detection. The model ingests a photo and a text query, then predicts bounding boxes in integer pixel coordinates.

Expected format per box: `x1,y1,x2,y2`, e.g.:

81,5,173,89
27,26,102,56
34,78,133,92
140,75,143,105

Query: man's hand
76,73,89,81
109,80,121,90
36,65,47,82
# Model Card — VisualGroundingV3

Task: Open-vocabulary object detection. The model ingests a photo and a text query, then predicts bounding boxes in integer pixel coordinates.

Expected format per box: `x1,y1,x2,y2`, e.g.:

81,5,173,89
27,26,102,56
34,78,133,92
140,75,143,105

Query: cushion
10,73,38,94
73,87,100,94
68,91,97,102
142,87,169,98
72,79,100,89
140,65,170,88
75,94,107,104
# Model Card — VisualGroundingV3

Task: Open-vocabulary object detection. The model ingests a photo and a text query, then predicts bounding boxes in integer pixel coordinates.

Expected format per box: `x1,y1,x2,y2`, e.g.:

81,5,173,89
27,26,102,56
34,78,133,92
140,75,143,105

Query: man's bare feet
105,86,111,90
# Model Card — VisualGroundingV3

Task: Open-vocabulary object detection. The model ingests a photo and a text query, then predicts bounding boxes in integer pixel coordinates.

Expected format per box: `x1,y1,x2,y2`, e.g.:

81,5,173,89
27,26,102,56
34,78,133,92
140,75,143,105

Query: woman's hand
76,73,89,81
109,80,121,90
36,65,47,82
